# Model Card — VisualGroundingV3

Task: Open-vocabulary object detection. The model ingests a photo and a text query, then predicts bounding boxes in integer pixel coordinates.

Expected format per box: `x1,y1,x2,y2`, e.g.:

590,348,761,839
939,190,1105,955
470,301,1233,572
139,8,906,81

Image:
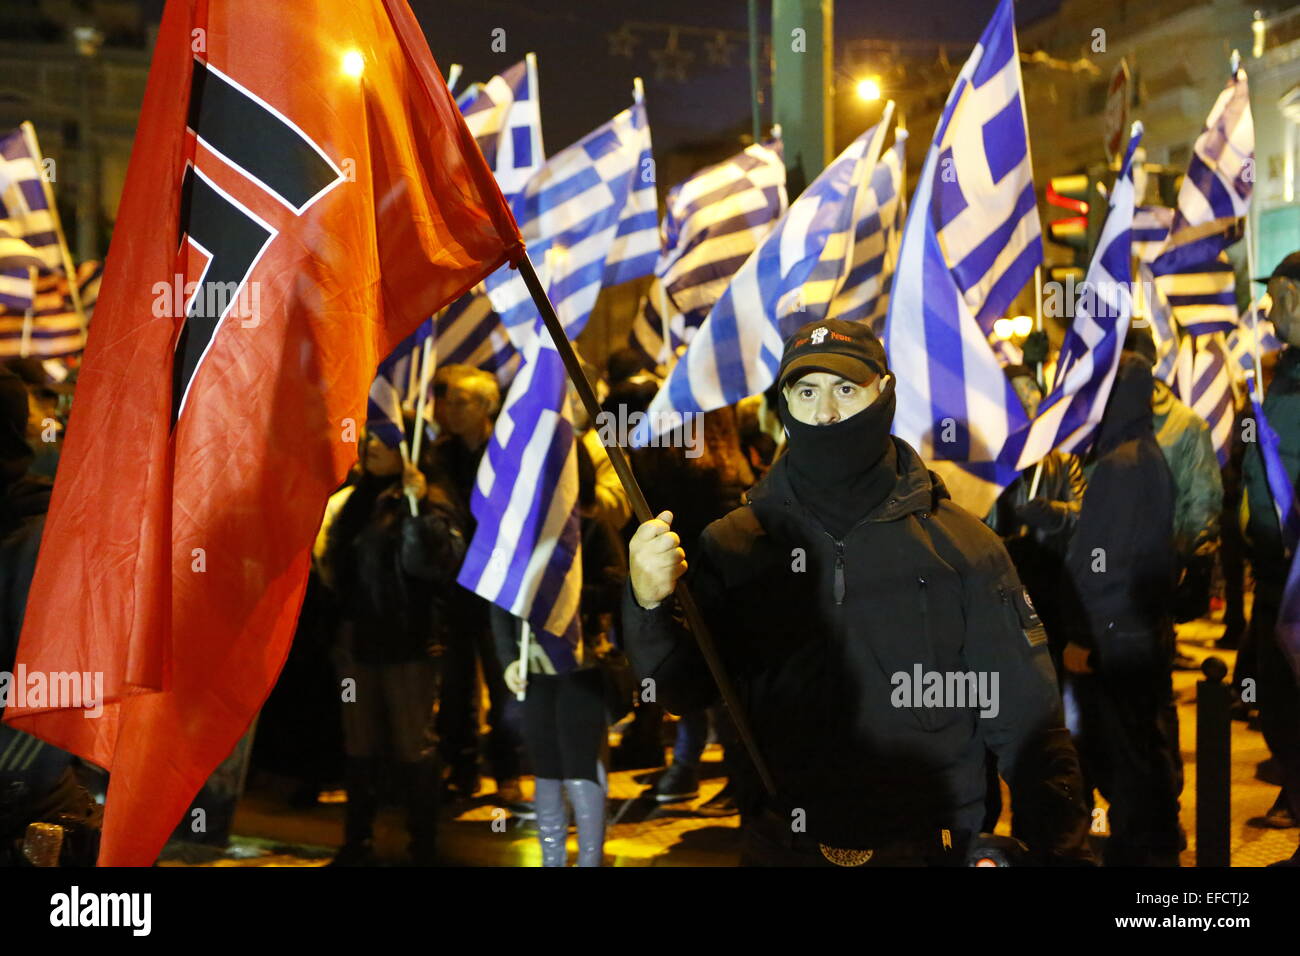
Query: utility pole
771,0,832,197
73,25,104,264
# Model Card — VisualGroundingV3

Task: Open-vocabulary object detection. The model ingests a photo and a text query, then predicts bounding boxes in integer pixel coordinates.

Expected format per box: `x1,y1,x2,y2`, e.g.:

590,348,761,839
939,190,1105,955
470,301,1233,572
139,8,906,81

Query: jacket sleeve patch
1007,585,1047,648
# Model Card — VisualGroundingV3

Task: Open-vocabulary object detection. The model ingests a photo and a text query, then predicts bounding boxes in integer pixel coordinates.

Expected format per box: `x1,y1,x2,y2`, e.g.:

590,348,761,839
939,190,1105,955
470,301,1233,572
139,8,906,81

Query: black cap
1254,251,1300,284
777,318,888,389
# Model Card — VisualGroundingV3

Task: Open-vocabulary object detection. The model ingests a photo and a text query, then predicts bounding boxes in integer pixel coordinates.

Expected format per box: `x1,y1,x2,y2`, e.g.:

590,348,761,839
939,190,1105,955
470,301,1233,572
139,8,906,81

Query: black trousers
520,668,606,783
437,623,523,782
1070,666,1183,864
1253,596,1300,819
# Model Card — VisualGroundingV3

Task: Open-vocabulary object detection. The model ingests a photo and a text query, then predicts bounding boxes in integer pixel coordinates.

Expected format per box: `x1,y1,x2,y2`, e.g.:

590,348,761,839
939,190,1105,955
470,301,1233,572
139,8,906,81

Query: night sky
131,0,1062,164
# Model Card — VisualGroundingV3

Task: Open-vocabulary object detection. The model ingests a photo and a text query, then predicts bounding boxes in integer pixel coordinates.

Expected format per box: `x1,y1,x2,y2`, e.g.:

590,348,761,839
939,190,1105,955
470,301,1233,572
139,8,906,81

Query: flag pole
1026,265,1046,499
21,123,87,335
19,265,35,358
516,620,530,702
513,249,778,798
398,438,419,517
411,334,434,463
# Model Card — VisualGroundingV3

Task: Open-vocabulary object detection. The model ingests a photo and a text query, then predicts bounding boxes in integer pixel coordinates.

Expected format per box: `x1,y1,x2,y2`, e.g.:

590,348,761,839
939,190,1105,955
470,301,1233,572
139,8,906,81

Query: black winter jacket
1061,354,1177,674
622,437,1091,861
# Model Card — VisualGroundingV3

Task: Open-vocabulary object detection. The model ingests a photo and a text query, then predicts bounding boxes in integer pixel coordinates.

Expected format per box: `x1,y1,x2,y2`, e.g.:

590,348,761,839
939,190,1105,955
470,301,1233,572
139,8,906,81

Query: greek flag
434,56,545,379
1132,206,1173,266
456,320,582,657
630,278,690,367
1226,298,1281,379
883,0,1040,505
1136,261,1181,384
1150,66,1253,335
365,319,432,448
0,124,62,273
1171,331,1236,466
828,131,906,333
459,95,658,653
0,259,98,357
485,98,657,352
1002,126,1142,470
631,116,896,444
628,139,787,365
1,123,69,314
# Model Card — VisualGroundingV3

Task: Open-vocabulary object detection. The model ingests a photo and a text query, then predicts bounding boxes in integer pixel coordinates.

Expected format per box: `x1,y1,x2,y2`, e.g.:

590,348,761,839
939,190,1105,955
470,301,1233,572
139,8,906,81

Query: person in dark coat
1059,350,1182,866
986,364,1087,672
623,319,1093,866
319,431,467,865
1242,253,1300,830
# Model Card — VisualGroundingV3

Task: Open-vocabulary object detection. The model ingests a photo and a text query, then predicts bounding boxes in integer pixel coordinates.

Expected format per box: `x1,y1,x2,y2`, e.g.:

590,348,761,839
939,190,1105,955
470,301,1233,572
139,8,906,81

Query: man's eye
799,389,813,399
838,386,856,396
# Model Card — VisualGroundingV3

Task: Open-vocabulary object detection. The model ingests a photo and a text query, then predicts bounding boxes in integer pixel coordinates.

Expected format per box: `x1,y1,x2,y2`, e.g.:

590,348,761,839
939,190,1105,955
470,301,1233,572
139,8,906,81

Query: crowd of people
1,253,1299,868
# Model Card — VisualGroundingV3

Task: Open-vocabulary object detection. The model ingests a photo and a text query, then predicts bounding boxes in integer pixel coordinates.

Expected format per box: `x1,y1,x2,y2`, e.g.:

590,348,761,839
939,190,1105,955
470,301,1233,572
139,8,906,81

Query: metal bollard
1196,656,1231,867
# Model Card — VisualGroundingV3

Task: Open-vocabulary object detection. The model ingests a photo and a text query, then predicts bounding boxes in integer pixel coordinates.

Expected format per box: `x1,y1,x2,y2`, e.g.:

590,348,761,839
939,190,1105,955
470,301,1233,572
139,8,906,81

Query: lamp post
72,25,103,265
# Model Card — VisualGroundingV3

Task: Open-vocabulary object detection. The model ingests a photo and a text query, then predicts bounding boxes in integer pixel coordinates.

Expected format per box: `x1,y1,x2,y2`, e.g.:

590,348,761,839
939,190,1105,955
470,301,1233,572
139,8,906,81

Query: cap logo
809,327,829,345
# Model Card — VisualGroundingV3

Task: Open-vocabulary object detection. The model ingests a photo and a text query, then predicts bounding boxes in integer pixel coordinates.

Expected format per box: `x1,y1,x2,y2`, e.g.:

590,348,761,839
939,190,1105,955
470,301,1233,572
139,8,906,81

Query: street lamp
855,76,882,102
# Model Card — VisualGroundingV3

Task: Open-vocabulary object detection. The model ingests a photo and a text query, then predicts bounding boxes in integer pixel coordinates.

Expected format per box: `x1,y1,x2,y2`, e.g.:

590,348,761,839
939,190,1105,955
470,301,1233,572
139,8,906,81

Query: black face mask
779,374,899,539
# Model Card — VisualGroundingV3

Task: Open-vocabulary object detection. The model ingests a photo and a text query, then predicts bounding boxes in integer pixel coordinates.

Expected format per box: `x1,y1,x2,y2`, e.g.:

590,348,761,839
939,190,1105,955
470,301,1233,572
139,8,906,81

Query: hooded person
1058,350,1182,866
622,319,1093,866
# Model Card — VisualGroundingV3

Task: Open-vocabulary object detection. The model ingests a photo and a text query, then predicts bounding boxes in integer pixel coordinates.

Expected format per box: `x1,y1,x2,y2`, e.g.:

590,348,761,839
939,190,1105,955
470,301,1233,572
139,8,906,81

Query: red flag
2,0,521,865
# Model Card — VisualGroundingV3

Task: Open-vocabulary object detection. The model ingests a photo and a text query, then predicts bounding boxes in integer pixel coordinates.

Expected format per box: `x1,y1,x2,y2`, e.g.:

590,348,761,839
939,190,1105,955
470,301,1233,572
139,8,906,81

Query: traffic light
1045,173,1091,285
1046,174,1089,249
1044,167,1111,285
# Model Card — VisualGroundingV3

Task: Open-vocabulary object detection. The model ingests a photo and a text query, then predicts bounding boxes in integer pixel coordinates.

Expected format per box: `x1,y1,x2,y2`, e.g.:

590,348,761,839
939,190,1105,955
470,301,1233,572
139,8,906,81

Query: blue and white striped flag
828,131,907,332
0,124,63,274
631,116,896,444
366,319,433,448
1132,205,1173,266
883,0,1040,507
1171,331,1236,465
661,137,786,320
1001,126,1141,470
1226,297,1281,380
0,123,68,315
1137,261,1181,385
630,277,690,368
0,259,97,357
434,56,545,381
456,320,582,658
1150,67,1253,335
486,98,657,353
460,55,544,208
460,94,659,654
628,137,787,366
0,265,34,313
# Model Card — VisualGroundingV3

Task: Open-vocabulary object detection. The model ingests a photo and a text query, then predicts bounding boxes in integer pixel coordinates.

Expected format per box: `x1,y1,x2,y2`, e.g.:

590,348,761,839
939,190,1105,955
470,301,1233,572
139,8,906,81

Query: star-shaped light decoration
651,28,693,83
705,31,732,67
608,24,637,58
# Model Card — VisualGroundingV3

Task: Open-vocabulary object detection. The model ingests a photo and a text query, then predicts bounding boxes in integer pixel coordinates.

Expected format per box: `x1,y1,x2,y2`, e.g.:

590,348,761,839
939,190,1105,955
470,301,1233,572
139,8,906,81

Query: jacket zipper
832,539,846,605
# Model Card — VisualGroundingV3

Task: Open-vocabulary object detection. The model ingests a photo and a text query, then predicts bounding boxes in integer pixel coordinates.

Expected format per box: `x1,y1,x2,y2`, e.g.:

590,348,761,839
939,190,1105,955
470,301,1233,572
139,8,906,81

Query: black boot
400,755,442,865
331,757,379,866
